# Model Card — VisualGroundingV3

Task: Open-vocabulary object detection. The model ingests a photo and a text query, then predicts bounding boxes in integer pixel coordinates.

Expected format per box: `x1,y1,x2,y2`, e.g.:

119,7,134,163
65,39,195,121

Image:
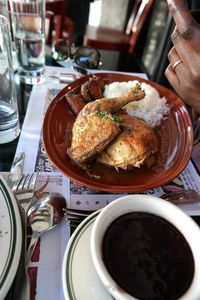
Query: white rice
103,80,170,128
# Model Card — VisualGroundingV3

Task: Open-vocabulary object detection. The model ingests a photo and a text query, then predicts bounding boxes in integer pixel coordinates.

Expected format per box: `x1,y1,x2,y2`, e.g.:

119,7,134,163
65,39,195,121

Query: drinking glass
0,0,9,20
0,15,20,144
9,0,45,84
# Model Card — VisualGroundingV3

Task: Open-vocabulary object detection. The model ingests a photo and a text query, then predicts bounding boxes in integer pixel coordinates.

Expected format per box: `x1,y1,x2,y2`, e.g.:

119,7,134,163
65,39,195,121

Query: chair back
83,0,154,53
46,0,68,38
126,0,142,35
128,0,154,52
45,11,55,44
46,0,67,15
45,0,74,43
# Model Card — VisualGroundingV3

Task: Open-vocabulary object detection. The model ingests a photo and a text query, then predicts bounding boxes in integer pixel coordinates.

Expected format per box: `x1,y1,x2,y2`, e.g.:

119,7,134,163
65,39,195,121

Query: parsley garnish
98,110,120,122
98,111,108,118
131,83,141,94
111,114,120,122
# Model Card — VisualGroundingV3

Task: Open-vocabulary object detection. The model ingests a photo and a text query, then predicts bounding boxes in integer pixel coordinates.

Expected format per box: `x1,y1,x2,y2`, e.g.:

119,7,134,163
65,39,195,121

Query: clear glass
9,0,45,84
0,15,20,144
0,0,9,19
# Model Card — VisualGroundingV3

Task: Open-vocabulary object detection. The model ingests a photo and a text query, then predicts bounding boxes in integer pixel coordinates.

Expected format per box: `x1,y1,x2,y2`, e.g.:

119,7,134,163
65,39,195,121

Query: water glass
9,0,45,84
0,0,9,20
0,15,20,144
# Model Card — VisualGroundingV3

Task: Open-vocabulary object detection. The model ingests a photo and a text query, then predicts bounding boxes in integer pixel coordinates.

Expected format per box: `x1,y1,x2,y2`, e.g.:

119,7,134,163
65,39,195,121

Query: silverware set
6,153,67,300
7,153,38,300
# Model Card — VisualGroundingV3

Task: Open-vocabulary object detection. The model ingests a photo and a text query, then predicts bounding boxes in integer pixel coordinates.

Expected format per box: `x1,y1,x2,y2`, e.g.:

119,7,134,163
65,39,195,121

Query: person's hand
165,0,200,114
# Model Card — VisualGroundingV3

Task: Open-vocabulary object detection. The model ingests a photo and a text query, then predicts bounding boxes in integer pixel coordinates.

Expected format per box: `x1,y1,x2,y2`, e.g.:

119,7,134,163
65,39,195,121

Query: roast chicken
97,113,158,170
67,84,145,166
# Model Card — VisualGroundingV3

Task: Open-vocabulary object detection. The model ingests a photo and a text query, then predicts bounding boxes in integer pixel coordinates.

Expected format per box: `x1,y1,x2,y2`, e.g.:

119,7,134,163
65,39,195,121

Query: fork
9,172,38,300
12,173,38,207
65,208,96,228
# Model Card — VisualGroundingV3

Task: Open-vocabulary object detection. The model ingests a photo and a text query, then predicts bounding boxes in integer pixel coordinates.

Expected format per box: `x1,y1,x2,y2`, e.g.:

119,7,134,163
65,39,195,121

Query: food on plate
80,81,91,102
104,80,170,128
65,76,105,115
65,89,85,115
66,76,170,171
81,76,105,102
97,112,158,170
67,84,145,166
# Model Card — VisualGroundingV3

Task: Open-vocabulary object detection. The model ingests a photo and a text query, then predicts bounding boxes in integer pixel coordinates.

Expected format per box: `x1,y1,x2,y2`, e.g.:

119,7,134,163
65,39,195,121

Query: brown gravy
103,212,194,300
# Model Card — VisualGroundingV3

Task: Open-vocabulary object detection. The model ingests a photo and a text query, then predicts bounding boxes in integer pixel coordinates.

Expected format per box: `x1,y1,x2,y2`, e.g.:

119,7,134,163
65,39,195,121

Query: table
2,58,200,300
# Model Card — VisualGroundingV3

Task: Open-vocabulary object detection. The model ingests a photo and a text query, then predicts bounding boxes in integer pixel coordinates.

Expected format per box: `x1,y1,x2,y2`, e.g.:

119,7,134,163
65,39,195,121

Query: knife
7,152,25,188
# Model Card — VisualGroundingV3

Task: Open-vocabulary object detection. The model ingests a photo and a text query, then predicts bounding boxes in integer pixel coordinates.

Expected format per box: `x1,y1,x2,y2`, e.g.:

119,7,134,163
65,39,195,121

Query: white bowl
90,194,200,300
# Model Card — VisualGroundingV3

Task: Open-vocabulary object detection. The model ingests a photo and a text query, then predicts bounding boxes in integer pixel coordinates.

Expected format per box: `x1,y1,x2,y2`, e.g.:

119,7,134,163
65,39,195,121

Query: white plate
0,174,22,299
62,211,112,300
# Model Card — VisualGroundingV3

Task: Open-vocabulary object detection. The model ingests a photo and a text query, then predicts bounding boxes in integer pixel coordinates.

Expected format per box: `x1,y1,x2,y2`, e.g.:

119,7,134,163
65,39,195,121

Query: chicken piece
68,111,121,166
79,83,145,117
97,113,158,170
65,90,86,115
67,84,145,166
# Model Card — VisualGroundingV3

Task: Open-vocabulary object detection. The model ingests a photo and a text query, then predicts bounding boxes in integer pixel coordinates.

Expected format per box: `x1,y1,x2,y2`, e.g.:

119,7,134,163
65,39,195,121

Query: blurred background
47,0,200,86
0,0,199,87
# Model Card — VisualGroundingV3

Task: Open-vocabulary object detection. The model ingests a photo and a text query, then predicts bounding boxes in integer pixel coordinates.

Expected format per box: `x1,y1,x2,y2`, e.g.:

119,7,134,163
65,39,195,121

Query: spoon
26,192,66,265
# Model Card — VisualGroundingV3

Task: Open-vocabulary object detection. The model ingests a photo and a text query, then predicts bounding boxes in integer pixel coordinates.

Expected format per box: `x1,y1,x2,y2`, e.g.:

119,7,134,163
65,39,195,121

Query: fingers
167,0,196,32
167,0,199,44
165,64,180,87
166,1,200,113
168,47,182,68
165,46,185,90
167,1,200,67
169,27,200,71
166,45,181,82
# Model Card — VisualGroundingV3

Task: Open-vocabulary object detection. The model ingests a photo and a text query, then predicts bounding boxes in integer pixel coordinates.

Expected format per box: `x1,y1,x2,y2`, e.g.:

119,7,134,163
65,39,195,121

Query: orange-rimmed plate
42,73,193,192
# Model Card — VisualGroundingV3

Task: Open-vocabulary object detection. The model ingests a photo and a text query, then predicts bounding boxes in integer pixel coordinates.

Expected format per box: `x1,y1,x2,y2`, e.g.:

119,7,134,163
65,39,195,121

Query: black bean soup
103,212,194,300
